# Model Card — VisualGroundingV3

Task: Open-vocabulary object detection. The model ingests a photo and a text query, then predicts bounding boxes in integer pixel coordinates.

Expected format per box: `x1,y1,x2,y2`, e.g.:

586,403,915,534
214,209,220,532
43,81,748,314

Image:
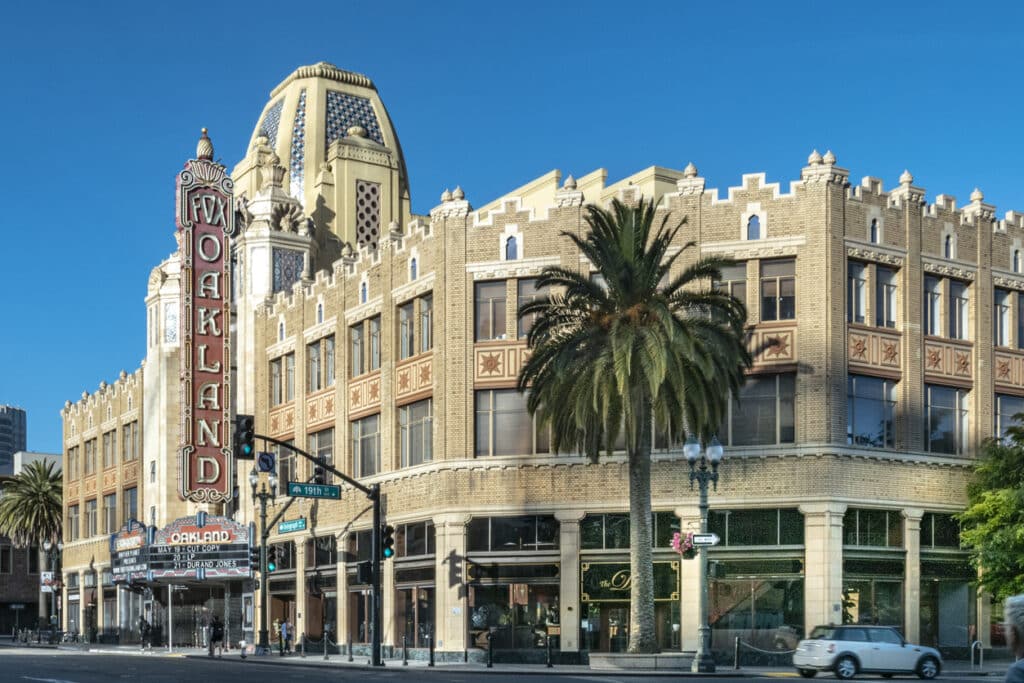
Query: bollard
546,634,552,668
348,639,354,663
301,634,306,658
403,635,408,666
428,633,435,667
324,637,329,661
734,636,740,670
486,631,494,668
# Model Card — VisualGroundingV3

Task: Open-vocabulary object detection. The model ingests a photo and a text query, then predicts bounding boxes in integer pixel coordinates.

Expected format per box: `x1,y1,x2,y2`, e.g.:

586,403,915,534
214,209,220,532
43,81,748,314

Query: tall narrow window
505,236,518,260
1015,250,1023,274
925,384,969,455
746,215,761,240
1018,295,1024,351
944,235,954,259
847,262,866,324
67,505,80,542
350,324,364,377
85,499,97,537
996,394,1024,442
274,439,295,485
517,278,549,339
474,389,550,456
284,353,295,402
307,340,322,392
324,336,335,387
360,282,368,304
307,429,334,483
103,493,117,534
869,218,879,244
995,289,1011,347
410,258,418,280
369,316,381,371
278,322,285,342
122,487,137,523
316,303,324,324
419,294,433,353
949,281,969,340
721,374,795,446
847,375,896,448
400,399,434,467
924,276,942,336
475,281,507,341
352,415,381,477
270,358,283,405
713,264,747,307
398,302,415,360
875,267,897,328
760,259,796,321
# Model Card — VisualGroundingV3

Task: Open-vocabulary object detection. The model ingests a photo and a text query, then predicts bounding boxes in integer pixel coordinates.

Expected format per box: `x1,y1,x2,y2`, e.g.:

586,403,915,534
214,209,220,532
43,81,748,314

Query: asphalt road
0,649,1000,683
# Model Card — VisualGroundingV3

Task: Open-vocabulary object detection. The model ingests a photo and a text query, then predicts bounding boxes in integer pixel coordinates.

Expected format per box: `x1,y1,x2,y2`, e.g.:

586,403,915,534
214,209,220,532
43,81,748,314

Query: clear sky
2,1,1022,453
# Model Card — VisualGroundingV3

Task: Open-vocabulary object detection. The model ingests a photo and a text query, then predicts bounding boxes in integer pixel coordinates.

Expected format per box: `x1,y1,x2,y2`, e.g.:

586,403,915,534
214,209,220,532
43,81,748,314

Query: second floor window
475,281,507,341
995,289,1011,347
713,263,747,307
352,415,381,477
85,499,97,537
517,278,548,339
995,394,1024,442
275,439,295,485
399,302,415,360
84,439,96,475
308,429,334,483
847,375,896,448
103,493,117,534
875,267,897,328
844,508,903,547
67,505,80,541
122,421,139,461
306,336,334,392
102,431,115,469
760,259,795,321
67,446,78,479
847,262,866,324
270,354,295,405
122,487,137,523
925,384,969,455
399,398,433,467
719,373,795,446
924,276,942,336
949,281,969,340
474,389,550,456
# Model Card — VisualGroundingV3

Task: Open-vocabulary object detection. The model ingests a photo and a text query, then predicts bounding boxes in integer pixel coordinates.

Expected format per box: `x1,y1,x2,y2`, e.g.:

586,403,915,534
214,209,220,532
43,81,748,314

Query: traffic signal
234,414,255,460
267,545,278,572
381,524,395,560
313,455,326,485
356,560,373,585
249,544,260,573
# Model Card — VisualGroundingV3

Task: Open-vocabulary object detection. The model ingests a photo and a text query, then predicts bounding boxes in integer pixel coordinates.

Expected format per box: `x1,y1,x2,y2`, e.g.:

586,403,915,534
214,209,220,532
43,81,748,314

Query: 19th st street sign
287,482,341,500
176,130,235,504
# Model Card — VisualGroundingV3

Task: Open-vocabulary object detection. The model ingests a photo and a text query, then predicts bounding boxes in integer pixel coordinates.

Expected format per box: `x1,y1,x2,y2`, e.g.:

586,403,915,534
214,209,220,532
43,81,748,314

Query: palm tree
0,460,63,548
518,198,752,653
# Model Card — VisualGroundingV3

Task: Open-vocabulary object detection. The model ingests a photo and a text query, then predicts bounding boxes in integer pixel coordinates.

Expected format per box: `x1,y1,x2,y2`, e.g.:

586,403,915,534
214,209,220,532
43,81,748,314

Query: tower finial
197,128,214,160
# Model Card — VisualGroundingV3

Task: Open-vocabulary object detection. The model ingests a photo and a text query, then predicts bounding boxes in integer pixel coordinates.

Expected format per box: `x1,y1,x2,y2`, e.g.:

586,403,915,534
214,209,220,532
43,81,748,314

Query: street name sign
691,533,720,547
278,518,307,534
287,482,341,500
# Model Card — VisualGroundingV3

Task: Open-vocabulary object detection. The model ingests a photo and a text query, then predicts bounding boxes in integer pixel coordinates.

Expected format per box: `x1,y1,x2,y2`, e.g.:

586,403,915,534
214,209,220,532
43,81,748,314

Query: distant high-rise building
0,406,27,474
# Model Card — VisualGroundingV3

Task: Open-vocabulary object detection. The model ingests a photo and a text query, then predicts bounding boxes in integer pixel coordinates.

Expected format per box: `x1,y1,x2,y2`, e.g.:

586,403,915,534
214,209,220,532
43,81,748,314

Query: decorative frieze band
924,339,973,382
922,259,976,282
306,388,337,429
751,326,797,365
846,246,904,267
396,354,433,403
348,371,382,418
848,328,901,373
268,403,295,437
474,342,529,386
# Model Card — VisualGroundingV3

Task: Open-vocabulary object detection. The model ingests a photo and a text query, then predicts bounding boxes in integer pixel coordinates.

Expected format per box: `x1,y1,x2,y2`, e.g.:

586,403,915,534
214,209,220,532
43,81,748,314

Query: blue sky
2,1,1023,453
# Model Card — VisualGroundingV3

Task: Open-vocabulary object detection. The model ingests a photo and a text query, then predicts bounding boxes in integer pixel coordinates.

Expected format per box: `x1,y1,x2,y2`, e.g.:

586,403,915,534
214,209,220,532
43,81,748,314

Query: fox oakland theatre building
60,62,1005,659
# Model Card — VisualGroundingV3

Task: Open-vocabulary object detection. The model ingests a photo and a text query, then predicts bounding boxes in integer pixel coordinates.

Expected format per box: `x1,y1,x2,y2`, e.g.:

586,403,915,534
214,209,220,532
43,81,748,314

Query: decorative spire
441,188,452,202
197,128,214,160
970,187,984,202
807,149,823,166
822,150,836,165
899,169,914,185
563,174,577,190
682,162,698,178
452,186,465,201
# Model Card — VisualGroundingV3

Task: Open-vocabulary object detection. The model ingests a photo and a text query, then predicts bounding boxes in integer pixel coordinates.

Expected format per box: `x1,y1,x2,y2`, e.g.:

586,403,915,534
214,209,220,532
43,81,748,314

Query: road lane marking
23,677,82,683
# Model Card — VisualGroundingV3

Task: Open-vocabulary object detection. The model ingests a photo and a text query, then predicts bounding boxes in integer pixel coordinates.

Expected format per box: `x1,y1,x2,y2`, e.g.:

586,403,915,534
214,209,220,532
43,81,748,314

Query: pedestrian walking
279,618,290,656
1005,595,1024,683
208,615,225,658
138,614,152,652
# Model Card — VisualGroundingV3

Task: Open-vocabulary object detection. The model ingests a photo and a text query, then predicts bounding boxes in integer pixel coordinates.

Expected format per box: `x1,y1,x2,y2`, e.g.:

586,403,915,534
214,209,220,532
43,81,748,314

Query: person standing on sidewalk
138,614,151,652
208,615,225,658
279,619,289,656
1006,595,1024,683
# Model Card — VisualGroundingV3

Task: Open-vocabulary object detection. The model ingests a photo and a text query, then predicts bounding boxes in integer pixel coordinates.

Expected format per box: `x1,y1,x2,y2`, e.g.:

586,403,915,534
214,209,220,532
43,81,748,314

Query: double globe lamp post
249,467,278,654
42,539,63,631
683,435,724,674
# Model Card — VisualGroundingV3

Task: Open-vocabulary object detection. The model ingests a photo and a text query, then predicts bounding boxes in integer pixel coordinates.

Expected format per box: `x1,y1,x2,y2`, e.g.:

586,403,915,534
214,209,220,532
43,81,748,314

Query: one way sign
691,533,720,547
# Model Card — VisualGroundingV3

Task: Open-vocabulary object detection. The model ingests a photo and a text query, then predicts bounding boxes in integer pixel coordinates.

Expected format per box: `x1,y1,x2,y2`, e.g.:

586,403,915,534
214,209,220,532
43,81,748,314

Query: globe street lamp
42,539,63,633
250,467,278,654
684,435,724,673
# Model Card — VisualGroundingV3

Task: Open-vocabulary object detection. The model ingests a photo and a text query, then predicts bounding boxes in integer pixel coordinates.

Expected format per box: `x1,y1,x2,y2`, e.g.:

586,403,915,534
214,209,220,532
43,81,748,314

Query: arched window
127,395,133,411
410,258,418,280
870,219,879,243
278,322,285,341
1015,250,1022,274
316,303,324,324
746,215,761,241
505,236,518,260
360,282,368,304
106,406,112,421
944,235,953,259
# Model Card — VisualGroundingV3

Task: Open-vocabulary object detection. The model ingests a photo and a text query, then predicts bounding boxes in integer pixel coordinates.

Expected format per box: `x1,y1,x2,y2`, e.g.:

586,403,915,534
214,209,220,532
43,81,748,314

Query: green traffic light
267,561,277,572
383,547,394,559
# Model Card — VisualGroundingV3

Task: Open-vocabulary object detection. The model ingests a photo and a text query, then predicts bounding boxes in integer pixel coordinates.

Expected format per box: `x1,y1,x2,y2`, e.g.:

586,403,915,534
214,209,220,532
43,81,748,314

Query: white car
793,625,942,680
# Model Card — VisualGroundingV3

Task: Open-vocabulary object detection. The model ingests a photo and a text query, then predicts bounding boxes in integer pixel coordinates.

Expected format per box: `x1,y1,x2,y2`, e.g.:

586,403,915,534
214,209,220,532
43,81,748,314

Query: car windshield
809,626,836,640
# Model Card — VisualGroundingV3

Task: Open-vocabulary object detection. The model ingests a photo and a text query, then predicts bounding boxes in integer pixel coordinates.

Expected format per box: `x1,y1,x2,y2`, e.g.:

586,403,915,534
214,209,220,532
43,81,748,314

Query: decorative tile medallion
272,248,304,293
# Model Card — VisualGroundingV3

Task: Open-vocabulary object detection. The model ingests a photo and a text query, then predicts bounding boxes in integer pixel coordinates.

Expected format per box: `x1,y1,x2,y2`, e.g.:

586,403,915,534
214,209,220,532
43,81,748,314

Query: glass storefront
580,560,680,652
843,558,904,630
709,560,804,652
469,583,559,649
920,559,976,652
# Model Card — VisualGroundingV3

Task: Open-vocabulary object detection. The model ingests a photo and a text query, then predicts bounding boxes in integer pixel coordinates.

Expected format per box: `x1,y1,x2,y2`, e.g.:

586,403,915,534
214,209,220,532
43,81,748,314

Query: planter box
589,652,694,670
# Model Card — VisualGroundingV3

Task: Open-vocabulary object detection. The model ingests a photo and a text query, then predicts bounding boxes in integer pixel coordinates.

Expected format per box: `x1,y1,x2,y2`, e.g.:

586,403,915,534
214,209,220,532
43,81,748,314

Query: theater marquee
176,129,235,504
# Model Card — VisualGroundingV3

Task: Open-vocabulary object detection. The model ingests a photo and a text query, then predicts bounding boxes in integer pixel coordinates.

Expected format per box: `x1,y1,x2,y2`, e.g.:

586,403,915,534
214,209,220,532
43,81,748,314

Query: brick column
336,533,350,650
902,508,924,643
675,504,701,653
800,503,847,631
433,513,469,655
555,510,584,653
96,578,104,639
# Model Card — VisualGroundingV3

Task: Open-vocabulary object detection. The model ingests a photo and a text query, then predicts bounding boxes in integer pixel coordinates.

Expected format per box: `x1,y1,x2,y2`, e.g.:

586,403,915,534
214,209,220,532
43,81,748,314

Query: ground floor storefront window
67,594,80,634
396,563,435,648
843,557,904,630
348,590,371,644
708,559,804,653
118,586,144,643
580,560,680,652
469,582,559,649
920,559,976,653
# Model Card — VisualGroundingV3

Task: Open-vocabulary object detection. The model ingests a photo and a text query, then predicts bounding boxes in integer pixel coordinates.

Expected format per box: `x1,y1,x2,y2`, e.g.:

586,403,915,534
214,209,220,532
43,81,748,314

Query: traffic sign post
287,482,341,500
257,451,276,473
691,533,720,547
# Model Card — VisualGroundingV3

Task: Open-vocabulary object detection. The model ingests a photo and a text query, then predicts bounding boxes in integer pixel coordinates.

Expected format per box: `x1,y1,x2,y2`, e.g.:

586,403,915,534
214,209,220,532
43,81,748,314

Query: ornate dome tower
232,62,411,265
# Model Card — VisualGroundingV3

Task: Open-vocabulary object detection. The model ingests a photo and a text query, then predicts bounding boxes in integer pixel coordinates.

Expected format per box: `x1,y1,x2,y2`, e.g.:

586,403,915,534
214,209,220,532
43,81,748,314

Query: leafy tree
0,460,63,547
959,426,1024,600
518,198,752,653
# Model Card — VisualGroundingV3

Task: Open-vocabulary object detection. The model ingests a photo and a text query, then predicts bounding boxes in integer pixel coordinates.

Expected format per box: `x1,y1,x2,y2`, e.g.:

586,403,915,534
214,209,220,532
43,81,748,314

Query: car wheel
798,669,817,678
917,656,940,680
834,655,858,680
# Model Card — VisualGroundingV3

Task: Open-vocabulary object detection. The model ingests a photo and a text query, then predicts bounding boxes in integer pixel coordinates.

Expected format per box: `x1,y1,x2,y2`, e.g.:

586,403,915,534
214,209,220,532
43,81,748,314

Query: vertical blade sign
176,129,235,504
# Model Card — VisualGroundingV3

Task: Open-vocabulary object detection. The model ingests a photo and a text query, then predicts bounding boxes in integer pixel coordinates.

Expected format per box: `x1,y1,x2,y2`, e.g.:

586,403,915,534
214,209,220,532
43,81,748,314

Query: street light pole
684,436,724,674
250,467,278,655
42,539,63,631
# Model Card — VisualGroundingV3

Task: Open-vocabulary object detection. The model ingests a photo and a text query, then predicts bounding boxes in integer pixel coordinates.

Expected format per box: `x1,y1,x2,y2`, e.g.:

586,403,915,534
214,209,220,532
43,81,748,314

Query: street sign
10,604,25,610
278,518,307,534
40,571,54,593
287,482,341,500
691,533,720,547
257,451,275,473
169,584,189,591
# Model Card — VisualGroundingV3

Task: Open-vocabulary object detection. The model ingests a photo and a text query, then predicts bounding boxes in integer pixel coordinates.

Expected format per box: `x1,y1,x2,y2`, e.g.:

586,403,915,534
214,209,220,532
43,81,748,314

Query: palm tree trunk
627,402,657,653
